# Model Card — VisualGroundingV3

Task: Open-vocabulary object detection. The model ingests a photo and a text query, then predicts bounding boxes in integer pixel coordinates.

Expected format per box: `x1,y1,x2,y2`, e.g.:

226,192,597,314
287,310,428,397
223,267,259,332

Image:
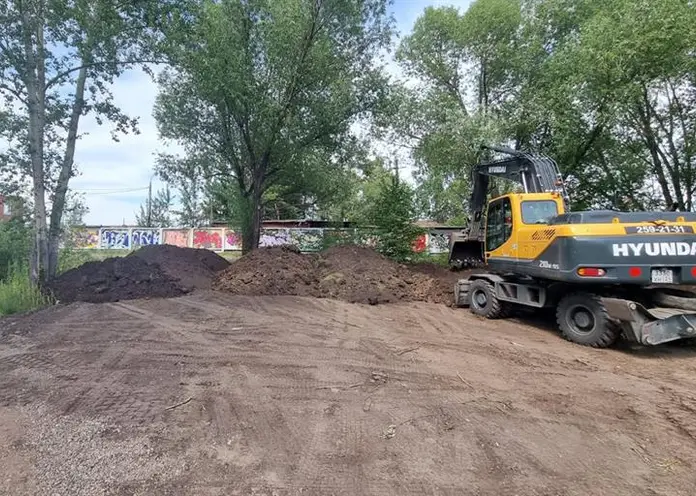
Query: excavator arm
449,145,569,268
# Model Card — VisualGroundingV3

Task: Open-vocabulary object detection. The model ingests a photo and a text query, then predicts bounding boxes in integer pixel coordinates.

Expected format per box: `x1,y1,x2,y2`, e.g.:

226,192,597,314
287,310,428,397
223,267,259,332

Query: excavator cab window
521,200,558,225
486,197,513,251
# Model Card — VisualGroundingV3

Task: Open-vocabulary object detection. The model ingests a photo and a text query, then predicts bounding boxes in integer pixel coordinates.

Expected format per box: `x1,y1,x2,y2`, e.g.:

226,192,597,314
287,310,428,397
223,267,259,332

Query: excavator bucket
448,234,484,269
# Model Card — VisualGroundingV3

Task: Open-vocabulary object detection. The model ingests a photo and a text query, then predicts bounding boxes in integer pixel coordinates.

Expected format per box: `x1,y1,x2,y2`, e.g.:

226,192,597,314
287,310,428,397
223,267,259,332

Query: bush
0,263,52,316
0,219,31,281
368,175,424,262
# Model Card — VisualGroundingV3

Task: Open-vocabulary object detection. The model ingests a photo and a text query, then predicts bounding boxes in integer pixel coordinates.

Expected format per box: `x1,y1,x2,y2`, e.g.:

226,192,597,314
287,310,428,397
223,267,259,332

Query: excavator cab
483,192,566,265
448,145,569,270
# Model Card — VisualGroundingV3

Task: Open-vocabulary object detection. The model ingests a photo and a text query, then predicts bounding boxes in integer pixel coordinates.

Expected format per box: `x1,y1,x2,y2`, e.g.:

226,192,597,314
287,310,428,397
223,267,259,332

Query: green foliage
388,0,696,218
154,0,393,251
368,175,423,262
0,219,31,282
0,263,52,316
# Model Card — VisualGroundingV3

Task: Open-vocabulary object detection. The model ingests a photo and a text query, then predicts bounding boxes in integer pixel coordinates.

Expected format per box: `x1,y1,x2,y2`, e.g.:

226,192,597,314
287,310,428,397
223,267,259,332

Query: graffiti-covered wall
131,228,161,247
100,228,130,249
193,229,224,250
163,229,189,247
69,226,457,255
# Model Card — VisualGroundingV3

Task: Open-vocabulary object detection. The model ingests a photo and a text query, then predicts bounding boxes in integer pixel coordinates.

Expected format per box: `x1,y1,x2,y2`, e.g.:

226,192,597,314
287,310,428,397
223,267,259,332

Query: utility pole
146,177,153,227
393,157,400,186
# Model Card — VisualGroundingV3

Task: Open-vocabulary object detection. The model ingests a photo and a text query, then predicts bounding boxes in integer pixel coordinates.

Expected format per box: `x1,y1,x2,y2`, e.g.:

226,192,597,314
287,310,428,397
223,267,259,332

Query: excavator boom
449,145,569,268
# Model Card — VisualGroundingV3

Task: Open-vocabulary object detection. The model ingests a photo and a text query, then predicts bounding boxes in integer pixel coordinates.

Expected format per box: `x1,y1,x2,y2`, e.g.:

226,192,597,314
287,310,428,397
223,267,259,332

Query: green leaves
390,0,696,216
155,0,393,250
0,0,191,281
368,173,423,262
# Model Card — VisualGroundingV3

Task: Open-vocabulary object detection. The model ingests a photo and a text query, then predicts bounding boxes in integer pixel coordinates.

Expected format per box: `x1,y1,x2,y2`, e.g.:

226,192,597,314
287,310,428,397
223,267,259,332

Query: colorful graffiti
193,229,223,250
412,234,427,253
225,230,243,251
163,229,189,247
71,227,99,249
259,229,292,247
427,232,451,254
100,229,130,249
131,228,161,247
289,229,323,252
70,226,459,254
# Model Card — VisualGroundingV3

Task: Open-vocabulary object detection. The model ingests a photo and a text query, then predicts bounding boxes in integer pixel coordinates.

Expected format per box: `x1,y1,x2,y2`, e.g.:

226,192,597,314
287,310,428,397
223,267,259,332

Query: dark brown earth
2,291,696,495
47,256,188,304
213,244,469,305
130,244,230,290
49,245,230,303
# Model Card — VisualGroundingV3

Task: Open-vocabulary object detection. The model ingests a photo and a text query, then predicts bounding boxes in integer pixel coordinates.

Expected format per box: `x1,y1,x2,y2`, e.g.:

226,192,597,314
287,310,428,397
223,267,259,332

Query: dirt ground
2,290,696,495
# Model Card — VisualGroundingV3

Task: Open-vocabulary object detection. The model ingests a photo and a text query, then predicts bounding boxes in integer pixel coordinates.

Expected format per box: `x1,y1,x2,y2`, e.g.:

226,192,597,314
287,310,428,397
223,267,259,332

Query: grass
0,264,53,316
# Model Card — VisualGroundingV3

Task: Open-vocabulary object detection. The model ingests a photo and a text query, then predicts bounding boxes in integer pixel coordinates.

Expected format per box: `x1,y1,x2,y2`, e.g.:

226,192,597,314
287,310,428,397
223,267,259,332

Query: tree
368,171,422,262
135,186,173,227
154,0,392,252
389,0,696,218
0,0,188,283
550,0,696,210
381,1,519,222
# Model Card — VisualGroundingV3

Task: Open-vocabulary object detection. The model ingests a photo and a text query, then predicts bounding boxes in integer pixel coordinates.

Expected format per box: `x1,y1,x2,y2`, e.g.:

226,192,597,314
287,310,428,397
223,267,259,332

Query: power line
74,186,150,196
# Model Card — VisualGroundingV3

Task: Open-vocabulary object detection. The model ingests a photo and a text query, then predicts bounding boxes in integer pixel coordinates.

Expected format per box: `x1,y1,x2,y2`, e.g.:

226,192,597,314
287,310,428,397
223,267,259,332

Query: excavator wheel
556,293,621,348
467,279,510,319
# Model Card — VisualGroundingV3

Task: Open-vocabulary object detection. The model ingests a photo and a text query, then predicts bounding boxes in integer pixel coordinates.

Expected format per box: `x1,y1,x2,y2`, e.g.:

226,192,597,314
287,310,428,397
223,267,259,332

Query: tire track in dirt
3,293,696,494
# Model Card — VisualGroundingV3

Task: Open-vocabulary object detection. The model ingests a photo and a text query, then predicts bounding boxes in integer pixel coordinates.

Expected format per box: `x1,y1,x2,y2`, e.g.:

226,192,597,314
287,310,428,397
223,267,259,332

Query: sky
70,0,474,226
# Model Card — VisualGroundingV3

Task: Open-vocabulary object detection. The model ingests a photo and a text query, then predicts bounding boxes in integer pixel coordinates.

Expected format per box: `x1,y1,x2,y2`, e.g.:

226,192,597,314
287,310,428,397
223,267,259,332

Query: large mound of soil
49,256,187,304
50,245,230,304
213,244,467,305
212,245,317,297
129,244,229,290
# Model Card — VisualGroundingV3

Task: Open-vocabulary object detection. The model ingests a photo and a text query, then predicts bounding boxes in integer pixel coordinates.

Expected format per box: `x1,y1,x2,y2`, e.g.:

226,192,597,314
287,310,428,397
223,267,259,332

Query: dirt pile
212,245,317,297
49,256,187,304
313,245,436,304
50,245,230,304
129,244,229,290
406,261,469,304
213,244,466,305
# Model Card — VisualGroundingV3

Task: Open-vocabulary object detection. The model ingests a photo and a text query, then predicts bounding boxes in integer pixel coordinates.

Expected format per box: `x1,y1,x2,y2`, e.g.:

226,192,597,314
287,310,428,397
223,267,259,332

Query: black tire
556,293,621,348
468,279,510,319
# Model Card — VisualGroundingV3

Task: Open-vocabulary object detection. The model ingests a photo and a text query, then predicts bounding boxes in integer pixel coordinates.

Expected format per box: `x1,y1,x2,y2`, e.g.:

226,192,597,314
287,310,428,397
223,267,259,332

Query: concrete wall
72,226,458,254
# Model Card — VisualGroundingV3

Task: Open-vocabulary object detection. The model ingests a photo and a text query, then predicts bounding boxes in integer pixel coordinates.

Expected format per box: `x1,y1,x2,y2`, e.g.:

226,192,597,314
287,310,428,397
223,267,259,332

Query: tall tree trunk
20,2,50,284
47,65,88,278
239,180,263,254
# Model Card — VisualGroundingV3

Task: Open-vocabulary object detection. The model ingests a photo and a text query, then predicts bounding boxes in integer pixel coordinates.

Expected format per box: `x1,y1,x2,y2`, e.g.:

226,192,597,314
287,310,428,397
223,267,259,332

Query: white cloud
72,0,474,225
71,68,180,225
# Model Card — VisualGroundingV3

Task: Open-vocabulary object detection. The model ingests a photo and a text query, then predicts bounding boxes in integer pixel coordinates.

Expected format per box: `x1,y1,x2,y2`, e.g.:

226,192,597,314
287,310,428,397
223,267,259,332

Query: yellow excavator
451,145,696,347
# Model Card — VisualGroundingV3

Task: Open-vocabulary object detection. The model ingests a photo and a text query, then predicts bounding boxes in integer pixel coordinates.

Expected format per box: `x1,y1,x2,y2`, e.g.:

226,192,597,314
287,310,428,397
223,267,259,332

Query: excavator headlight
577,267,606,277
